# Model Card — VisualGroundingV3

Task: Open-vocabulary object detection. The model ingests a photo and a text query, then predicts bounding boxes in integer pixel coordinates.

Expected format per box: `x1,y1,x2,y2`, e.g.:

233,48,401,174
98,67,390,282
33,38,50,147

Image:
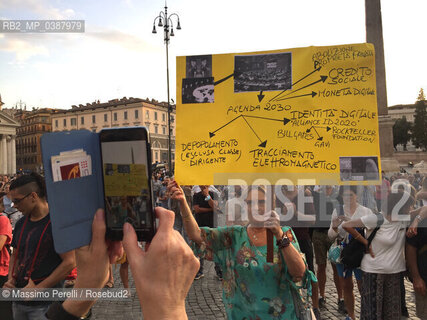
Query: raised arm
168,180,203,244
328,209,349,240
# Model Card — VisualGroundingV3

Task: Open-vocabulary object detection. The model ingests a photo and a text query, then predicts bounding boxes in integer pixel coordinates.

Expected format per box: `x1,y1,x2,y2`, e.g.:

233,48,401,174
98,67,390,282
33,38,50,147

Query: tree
393,116,412,150
417,88,425,101
412,88,427,150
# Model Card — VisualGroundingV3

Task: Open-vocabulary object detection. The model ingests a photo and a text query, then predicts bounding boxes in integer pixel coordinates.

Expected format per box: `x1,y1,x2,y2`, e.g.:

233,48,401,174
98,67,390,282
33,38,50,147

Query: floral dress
192,226,316,320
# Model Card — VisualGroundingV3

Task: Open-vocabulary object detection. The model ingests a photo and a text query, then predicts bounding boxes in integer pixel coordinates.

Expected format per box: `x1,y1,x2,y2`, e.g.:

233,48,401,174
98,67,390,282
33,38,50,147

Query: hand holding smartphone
99,127,156,241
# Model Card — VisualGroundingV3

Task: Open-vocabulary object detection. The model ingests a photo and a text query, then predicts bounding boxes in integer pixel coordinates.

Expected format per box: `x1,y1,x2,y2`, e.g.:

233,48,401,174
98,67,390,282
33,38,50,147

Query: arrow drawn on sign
209,114,291,147
241,115,267,147
257,91,265,102
275,76,328,102
243,115,291,126
306,125,331,141
209,115,242,138
275,91,317,101
214,73,234,86
269,66,322,102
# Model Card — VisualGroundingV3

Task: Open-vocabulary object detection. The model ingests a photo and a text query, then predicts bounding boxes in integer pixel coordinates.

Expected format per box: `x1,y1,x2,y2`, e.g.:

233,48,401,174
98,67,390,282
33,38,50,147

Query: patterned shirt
192,225,316,320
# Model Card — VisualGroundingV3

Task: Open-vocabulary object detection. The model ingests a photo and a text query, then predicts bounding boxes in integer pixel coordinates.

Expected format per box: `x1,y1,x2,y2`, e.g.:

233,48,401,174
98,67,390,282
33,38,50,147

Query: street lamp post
152,4,181,174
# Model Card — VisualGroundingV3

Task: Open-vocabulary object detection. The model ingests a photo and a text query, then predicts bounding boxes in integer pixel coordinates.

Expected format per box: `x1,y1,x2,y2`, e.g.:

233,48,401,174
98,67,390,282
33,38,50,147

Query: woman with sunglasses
168,180,313,320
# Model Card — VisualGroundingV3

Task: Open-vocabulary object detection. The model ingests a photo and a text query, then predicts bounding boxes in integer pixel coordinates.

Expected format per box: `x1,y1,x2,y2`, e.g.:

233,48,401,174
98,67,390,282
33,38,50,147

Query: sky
0,0,426,110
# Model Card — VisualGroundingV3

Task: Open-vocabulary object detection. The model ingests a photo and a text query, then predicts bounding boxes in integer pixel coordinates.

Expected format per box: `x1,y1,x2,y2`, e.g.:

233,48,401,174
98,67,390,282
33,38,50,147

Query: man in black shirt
3,173,75,320
193,185,222,280
406,213,427,319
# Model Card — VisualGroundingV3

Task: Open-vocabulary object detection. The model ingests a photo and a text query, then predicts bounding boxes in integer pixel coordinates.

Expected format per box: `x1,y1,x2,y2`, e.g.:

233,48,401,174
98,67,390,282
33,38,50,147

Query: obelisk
365,0,399,171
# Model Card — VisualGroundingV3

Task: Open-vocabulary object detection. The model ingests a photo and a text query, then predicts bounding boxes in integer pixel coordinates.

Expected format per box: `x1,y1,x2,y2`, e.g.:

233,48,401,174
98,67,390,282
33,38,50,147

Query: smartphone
99,127,156,241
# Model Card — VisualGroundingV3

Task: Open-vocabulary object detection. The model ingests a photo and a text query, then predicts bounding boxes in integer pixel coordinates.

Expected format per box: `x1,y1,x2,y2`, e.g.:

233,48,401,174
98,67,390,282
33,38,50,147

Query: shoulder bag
340,213,384,269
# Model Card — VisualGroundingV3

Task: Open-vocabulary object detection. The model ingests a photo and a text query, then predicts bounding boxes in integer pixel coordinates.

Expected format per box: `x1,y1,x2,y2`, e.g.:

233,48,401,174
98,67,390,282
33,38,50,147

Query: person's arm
342,218,375,257
416,190,427,201
201,189,218,211
193,205,214,214
123,207,199,320
407,206,427,237
327,210,348,240
27,250,76,289
3,249,16,288
0,235,6,251
342,219,366,242
406,242,426,296
169,181,203,244
265,213,306,280
47,209,123,319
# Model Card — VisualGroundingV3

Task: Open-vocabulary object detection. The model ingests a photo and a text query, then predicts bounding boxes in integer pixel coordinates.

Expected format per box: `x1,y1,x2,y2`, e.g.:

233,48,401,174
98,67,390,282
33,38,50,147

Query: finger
155,207,175,233
108,241,124,264
123,222,143,266
91,209,107,252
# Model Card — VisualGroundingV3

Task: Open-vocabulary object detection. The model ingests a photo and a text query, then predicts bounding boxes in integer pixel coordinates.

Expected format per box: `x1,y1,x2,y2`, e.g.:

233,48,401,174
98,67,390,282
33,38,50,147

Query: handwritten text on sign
175,43,381,185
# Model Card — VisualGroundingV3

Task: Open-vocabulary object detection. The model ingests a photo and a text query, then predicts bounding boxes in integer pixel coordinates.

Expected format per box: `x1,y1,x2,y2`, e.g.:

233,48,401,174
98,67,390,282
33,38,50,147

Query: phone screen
100,128,155,241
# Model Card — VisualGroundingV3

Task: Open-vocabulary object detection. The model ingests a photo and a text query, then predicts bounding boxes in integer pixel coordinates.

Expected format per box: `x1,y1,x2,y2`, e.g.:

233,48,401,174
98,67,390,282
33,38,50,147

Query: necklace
248,226,264,242
247,227,279,261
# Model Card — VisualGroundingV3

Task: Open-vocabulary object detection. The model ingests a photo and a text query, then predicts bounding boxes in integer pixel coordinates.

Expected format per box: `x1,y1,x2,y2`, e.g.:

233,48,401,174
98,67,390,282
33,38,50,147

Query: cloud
0,0,75,19
2,37,49,63
86,28,155,52
122,0,133,8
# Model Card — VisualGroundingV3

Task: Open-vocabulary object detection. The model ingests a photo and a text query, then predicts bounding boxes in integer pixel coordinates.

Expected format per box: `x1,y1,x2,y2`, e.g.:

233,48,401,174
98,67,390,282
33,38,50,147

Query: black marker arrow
258,140,267,148
275,76,327,101
306,125,331,133
257,91,265,102
241,115,267,148
305,126,327,141
269,66,322,102
275,91,317,101
214,73,234,86
209,115,242,138
243,115,291,126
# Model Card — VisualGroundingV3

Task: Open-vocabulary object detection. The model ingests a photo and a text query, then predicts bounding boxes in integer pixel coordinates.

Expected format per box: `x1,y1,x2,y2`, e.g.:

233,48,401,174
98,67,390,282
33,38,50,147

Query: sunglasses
245,199,266,205
12,192,33,205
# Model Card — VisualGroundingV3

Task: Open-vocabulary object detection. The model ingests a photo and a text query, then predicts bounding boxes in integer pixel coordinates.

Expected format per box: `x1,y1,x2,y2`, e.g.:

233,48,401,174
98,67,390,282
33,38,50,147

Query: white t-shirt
360,213,409,274
328,204,373,241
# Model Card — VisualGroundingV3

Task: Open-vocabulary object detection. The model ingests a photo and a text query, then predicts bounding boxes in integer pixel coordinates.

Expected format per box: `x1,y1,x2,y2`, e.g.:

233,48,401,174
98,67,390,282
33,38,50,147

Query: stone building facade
14,108,58,172
50,97,176,165
0,110,19,175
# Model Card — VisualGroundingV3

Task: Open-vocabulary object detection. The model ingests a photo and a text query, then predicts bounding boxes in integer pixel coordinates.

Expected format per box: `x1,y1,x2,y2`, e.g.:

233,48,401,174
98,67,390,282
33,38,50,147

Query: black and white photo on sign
339,156,379,181
234,52,292,93
182,77,214,104
186,55,212,78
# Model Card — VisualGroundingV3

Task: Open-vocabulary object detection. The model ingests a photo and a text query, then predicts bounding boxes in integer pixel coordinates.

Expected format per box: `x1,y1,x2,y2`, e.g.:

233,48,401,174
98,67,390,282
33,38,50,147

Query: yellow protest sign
175,43,381,185
104,163,148,196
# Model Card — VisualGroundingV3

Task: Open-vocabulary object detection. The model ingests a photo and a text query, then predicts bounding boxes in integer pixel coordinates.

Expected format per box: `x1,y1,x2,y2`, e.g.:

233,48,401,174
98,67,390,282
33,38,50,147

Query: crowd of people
0,170,426,320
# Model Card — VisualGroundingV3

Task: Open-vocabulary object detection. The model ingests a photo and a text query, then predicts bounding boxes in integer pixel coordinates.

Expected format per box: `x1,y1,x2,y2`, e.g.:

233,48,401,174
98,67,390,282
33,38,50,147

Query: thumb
123,223,143,266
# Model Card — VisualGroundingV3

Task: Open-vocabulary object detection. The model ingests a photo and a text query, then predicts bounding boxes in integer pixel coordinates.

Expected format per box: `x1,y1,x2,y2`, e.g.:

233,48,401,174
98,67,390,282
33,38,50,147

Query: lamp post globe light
152,3,181,174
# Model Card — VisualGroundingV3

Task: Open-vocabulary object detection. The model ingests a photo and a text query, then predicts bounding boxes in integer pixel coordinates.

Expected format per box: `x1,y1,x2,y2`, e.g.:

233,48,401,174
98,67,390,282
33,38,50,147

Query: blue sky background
0,0,426,109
